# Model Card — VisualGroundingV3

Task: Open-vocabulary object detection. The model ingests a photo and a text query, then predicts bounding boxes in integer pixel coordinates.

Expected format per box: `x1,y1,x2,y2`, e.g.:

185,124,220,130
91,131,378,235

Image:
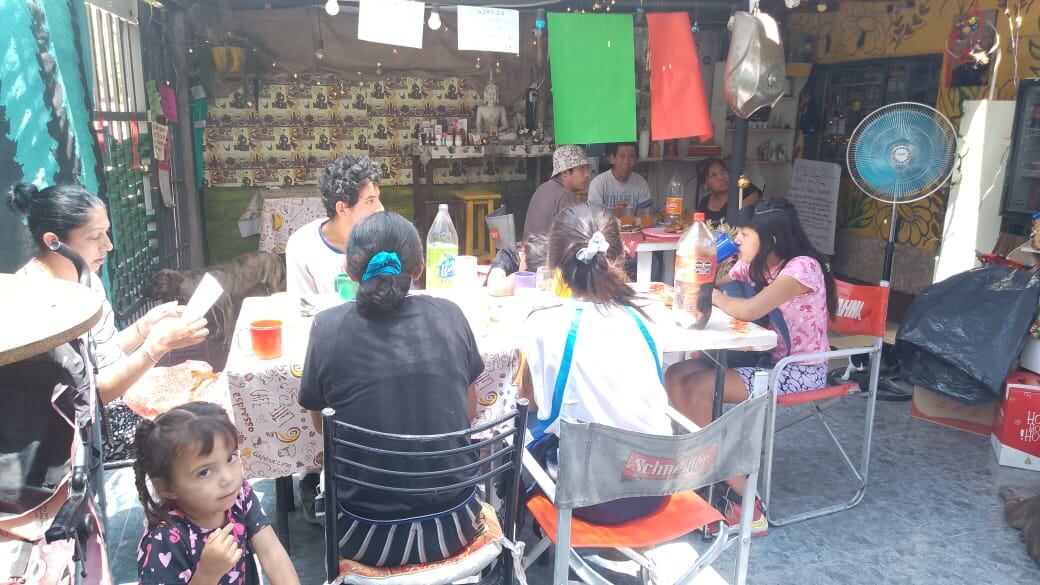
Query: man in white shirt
285,155,384,296
586,142,651,210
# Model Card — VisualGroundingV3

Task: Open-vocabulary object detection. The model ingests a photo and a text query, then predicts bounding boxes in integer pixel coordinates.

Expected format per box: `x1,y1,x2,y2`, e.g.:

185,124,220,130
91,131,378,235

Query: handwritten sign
457,5,520,54
358,0,425,49
151,122,169,162
787,158,841,255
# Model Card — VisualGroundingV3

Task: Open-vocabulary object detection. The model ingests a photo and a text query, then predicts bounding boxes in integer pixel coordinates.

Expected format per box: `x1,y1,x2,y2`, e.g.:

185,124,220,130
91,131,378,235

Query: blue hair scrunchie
362,251,402,282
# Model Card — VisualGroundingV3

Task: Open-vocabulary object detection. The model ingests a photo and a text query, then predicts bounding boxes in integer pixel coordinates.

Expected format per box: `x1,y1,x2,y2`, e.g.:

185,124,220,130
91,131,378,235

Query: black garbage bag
893,264,1040,405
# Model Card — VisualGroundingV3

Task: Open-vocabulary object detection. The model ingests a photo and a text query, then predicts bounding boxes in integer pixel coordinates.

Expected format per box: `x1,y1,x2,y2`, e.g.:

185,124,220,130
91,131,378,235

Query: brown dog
142,252,286,346
1000,486,1040,568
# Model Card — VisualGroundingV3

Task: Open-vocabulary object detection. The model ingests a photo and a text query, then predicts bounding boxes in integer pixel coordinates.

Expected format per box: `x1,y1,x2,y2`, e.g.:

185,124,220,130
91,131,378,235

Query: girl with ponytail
133,402,298,584
520,204,672,525
297,211,488,567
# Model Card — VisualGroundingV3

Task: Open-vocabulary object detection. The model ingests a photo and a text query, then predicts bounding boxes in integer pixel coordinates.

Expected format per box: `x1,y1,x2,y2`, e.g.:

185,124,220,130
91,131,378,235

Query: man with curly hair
285,155,384,297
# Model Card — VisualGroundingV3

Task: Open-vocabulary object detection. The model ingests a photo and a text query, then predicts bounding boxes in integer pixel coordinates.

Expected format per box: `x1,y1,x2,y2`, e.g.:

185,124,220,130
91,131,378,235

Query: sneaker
709,491,769,538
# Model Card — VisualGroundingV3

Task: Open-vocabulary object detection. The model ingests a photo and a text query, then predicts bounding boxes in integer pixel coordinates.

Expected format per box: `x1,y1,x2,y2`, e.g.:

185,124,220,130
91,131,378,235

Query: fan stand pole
882,202,897,282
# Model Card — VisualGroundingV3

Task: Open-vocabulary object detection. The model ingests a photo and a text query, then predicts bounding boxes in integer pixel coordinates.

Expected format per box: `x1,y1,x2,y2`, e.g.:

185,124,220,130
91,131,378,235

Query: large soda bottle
426,204,459,289
673,212,717,329
665,168,684,223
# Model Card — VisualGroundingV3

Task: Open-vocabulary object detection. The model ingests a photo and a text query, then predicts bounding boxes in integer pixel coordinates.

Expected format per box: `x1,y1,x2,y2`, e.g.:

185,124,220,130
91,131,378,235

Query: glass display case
807,55,942,165
1000,78,1040,218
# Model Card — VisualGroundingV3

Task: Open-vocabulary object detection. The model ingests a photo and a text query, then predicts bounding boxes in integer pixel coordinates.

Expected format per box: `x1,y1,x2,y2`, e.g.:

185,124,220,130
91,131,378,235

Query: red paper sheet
647,13,713,142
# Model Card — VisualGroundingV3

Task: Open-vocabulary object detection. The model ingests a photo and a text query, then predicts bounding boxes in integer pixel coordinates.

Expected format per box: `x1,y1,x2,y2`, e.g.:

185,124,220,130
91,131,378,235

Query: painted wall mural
790,0,1040,255
0,0,101,273
202,74,528,189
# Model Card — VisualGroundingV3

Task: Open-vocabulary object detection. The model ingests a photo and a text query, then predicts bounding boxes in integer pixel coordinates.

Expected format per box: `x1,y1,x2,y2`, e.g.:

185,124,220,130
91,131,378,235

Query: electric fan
836,102,957,400
846,102,958,282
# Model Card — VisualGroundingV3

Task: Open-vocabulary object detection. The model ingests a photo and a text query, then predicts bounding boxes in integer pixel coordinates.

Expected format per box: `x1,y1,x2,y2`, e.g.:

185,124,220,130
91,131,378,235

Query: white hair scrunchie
576,231,610,264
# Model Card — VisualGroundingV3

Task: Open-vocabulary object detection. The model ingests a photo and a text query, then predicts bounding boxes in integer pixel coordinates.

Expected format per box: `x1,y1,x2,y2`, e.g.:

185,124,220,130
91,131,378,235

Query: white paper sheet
457,6,520,54
358,0,425,49
183,273,225,323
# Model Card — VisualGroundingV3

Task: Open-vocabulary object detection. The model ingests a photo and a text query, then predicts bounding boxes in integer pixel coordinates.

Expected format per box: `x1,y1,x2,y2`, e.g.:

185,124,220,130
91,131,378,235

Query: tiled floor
106,397,1039,584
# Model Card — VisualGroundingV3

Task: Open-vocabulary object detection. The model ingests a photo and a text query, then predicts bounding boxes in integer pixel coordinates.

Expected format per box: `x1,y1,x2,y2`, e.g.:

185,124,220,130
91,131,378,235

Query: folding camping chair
523,394,770,585
320,401,529,585
760,279,891,526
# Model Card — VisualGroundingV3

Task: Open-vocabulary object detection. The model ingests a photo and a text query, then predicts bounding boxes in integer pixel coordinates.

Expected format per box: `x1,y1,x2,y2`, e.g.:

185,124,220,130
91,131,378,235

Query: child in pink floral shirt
666,197,837,536
135,402,299,585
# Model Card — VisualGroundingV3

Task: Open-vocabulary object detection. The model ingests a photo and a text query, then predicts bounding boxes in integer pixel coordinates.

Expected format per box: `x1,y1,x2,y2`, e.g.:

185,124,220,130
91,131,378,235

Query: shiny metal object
724,12,787,119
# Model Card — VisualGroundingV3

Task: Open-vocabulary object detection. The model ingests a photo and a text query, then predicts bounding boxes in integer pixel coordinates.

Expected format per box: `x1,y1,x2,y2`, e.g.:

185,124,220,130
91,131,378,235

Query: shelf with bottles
725,127,796,134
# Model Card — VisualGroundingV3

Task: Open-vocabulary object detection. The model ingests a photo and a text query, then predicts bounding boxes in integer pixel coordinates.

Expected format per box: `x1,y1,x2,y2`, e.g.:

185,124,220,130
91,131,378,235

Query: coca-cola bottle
673,212,717,329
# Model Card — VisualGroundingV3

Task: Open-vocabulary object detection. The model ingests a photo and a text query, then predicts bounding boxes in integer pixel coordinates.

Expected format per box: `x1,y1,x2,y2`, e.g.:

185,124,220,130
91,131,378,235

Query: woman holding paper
9,183,209,460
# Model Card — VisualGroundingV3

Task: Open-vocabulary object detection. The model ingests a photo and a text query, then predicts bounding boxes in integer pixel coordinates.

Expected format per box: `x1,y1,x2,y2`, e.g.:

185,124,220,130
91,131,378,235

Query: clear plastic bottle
666,168,684,223
426,204,459,289
673,212,717,329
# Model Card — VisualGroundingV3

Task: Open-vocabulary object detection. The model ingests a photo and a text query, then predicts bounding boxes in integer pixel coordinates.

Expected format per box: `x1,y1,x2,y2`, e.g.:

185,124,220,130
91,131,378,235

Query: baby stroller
0,243,111,584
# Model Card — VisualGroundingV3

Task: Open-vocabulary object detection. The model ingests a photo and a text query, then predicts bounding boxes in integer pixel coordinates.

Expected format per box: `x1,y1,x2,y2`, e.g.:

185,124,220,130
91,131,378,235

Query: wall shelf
725,128,796,133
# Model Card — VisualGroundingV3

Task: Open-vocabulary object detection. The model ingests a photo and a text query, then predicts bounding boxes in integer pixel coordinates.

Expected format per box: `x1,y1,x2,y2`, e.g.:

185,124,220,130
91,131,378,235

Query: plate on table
123,360,225,419
642,227,683,241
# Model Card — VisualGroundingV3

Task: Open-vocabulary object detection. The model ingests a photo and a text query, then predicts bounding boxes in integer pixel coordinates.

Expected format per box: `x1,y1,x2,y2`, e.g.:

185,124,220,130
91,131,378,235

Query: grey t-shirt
524,178,576,238
587,171,652,209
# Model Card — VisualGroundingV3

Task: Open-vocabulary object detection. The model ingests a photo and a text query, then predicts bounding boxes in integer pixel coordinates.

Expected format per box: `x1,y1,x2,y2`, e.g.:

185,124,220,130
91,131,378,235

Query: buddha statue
475,75,517,144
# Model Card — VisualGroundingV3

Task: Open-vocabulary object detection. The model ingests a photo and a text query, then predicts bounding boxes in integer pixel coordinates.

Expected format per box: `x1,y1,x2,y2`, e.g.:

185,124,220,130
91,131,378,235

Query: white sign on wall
358,0,425,49
457,6,520,54
787,158,842,255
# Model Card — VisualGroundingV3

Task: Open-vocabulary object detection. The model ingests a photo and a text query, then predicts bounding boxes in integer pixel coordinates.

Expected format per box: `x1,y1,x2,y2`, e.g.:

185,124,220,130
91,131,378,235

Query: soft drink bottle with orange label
673,212,717,329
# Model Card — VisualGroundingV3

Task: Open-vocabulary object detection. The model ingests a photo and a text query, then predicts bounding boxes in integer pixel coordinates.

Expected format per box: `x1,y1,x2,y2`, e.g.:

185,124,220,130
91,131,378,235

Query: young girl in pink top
666,197,836,536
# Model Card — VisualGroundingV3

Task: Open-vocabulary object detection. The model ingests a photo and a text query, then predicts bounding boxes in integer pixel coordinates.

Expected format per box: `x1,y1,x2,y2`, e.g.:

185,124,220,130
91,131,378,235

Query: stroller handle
48,241,92,287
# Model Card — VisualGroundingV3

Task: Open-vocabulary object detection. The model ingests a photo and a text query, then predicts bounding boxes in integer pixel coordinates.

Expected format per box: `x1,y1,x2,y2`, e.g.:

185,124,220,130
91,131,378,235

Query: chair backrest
554,394,769,510
321,400,529,581
829,279,891,338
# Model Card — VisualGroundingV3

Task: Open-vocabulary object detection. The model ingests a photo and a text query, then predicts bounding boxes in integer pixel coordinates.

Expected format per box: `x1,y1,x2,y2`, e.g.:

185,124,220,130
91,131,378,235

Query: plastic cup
455,255,479,288
514,271,536,293
536,266,555,292
715,232,738,263
335,273,358,300
248,319,283,360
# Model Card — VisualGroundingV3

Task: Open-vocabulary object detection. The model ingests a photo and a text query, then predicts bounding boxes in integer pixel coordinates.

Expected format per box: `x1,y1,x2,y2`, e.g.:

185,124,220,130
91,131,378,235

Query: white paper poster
152,122,169,162
787,158,842,255
457,6,520,54
358,0,425,49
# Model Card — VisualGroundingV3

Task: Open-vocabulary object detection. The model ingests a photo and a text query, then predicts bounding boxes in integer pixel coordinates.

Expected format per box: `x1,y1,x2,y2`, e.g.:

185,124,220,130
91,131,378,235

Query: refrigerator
1000,78,1040,219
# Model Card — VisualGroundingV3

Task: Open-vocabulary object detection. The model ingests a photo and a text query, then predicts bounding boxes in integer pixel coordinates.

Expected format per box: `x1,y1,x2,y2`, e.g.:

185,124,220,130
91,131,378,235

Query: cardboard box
910,385,997,437
991,370,1040,472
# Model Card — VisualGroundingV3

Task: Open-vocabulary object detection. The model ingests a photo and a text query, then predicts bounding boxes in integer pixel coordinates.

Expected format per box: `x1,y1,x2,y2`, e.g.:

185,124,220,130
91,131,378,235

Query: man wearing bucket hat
523,145,590,238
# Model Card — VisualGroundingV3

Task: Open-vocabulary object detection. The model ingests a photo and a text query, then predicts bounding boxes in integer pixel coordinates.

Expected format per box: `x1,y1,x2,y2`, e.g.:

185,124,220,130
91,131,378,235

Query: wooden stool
452,188,501,262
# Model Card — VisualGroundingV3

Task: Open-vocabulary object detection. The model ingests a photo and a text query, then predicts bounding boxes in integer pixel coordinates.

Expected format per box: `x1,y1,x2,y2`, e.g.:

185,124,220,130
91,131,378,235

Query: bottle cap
439,204,449,211
693,212,705,222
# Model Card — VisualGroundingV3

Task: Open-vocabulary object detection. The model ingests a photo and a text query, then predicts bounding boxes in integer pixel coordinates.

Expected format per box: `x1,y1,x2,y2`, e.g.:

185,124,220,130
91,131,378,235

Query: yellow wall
789,0,1040,252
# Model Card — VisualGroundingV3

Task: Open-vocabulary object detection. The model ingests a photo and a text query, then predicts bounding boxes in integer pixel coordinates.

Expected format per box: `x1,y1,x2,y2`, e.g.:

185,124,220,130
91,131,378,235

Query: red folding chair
760,279,890,526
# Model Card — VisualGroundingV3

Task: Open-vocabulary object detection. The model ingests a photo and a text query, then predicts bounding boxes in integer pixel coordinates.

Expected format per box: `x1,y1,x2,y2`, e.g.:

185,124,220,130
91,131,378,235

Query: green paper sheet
548,13,636,145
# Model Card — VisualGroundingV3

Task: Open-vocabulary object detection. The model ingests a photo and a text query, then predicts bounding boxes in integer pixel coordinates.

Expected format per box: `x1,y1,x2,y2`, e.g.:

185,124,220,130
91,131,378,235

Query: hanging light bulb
428,3,441,31
314,40,326,60
375,62,383,76
324,0,339,16
816,1,828,12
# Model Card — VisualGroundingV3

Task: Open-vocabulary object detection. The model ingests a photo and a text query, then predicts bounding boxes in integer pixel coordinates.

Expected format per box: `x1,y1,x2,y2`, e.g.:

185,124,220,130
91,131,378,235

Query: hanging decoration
646,12,713,142
944,5,998,85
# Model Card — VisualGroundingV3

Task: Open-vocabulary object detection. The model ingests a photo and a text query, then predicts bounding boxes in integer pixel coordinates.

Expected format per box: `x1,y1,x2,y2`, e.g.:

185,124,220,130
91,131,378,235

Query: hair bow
576,231,610,264
362,251,402,282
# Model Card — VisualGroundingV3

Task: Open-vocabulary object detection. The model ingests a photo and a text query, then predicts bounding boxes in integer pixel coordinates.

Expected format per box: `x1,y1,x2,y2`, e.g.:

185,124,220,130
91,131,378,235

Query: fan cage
846,102,958,204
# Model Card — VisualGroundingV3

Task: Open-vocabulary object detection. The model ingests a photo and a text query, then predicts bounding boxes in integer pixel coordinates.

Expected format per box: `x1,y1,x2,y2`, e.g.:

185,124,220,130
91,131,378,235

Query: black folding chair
321,400,529,585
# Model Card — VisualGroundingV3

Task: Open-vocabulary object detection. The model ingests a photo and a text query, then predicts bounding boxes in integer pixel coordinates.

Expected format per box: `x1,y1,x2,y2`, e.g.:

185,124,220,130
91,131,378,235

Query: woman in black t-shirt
695,158,762,224
299,211,485,567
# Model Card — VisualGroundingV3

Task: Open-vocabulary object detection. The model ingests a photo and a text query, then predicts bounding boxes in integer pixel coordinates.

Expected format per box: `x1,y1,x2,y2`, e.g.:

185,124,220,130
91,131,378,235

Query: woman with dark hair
521,204,671,524
486,232,548,296
695,158,762,224
8,183,209,461
666,197,836,536
298,211,486,567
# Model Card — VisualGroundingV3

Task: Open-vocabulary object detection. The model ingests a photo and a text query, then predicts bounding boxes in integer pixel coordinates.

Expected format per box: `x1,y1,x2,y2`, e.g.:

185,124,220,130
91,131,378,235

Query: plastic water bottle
666,168,684,223
426,204,459,289
674,212,717,329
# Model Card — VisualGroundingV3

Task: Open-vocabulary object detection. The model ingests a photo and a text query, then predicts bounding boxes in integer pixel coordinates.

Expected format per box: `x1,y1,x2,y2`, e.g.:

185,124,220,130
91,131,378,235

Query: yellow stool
452,188,502,262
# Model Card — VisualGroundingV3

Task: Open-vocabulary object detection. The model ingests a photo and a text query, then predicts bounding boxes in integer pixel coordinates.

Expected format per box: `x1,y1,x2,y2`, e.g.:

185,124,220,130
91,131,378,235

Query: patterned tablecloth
224,291,775,481
248,187,325,254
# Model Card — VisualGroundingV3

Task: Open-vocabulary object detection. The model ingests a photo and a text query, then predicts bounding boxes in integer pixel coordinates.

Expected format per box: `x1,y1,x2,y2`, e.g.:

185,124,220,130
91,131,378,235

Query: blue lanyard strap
532,306,584,439
622,306,664,384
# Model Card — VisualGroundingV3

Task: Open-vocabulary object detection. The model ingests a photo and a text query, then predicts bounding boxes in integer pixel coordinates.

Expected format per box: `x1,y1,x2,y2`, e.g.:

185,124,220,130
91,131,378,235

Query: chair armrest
522,448,557,503
772,341,882,375
666,407,702,433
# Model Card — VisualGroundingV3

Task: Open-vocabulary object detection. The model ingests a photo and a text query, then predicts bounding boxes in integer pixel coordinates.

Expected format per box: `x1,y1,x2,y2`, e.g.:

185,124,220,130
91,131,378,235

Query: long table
223,290,776,549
